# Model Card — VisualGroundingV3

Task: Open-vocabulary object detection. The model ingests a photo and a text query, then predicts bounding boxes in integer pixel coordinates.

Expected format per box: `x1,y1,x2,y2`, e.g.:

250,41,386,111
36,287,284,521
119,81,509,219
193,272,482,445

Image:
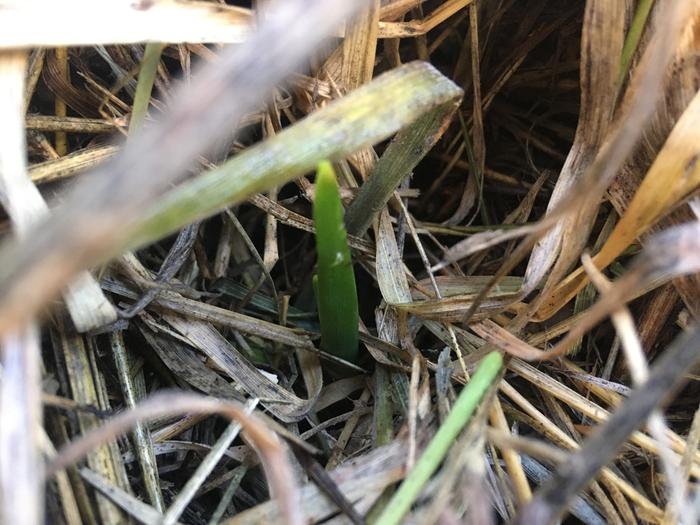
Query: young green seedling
312,161,359,362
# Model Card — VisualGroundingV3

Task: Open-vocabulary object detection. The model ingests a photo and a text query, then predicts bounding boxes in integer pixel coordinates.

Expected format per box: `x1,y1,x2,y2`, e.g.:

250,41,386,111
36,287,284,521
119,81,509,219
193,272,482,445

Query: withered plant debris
1,1,700,525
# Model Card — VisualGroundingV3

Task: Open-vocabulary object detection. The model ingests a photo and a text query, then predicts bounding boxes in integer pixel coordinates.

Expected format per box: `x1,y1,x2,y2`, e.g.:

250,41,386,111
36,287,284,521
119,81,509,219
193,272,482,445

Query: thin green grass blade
372,351,503,525
129,42,164,134
312,161,359,362
617,0,654,94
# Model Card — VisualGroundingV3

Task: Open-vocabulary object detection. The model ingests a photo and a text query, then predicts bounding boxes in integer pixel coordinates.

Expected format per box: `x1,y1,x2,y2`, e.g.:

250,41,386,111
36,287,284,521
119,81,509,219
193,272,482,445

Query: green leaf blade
313,161,359,362
373,351,503,525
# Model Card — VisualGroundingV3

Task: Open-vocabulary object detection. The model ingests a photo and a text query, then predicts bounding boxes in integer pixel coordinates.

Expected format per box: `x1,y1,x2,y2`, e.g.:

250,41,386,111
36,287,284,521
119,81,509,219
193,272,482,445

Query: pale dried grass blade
341,0,380,91
534,221,700,360
1,2,697,521
513,323,700,525
377,0,475,38
205,466,248,525
0,326,43,525
136,318,245,401
53,47,68,155
679,407,700,524
509,357,700,479
457,0,691,329
334,0,381,182
110,256,309,348
25,115,116,134
161,399,258,525
23,48,44,114
538,77,700,321
378,0,424,22
465,222,700,363
521,0,625,301
0,50,44,525
110,331,164,512
164,317,320,423
29,144,118,184
117,252,321,422
80,468,179,525
394,276,521,322
581,254,686,521
500,381,664,521
0,49,115,331
518,456,606,525
50,319,129,523
489,400,532,504
0,0,253,48
443,1,483,226
430,223,542,273
375,208,413,305
223,441,406,524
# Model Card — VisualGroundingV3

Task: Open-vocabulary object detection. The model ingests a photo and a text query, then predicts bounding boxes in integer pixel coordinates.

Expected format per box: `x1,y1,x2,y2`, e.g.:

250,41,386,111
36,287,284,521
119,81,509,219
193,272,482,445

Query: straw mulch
1,1,700,524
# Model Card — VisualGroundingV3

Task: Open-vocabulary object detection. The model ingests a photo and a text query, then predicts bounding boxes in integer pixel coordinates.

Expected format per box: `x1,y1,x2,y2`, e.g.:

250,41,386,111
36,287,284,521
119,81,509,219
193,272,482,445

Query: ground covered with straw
1,1,700,524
